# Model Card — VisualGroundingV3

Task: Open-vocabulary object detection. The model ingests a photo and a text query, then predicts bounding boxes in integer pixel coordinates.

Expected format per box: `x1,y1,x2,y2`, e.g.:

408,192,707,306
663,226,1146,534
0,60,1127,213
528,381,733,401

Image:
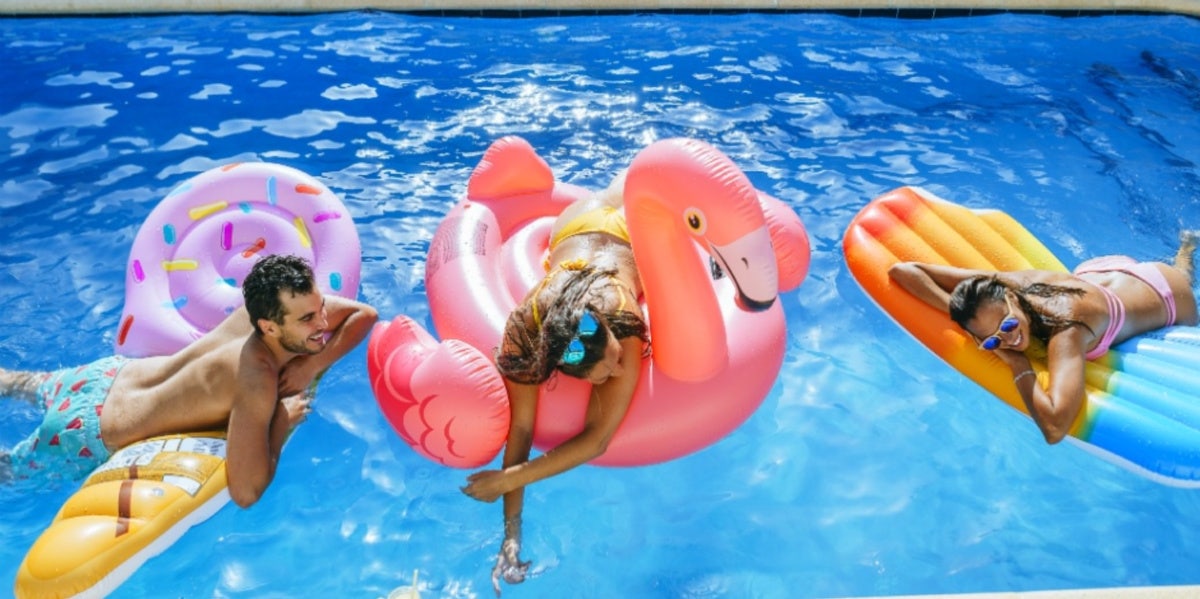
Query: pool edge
0,0,1198,17
846,586,1200,599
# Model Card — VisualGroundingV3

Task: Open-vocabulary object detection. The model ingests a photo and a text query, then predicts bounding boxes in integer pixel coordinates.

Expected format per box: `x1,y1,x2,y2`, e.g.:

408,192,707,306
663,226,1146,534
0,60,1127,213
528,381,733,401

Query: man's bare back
101,307,263,450
4,255,378,507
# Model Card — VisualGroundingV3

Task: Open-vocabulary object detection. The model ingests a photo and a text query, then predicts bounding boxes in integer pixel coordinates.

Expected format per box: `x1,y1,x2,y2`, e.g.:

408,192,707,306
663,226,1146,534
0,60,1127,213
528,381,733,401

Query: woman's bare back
1007,264,1197,349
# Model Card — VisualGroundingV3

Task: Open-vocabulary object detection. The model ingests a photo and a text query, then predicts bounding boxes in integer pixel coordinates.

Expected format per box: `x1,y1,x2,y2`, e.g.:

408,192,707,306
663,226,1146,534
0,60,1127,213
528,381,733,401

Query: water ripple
1,10,1200,599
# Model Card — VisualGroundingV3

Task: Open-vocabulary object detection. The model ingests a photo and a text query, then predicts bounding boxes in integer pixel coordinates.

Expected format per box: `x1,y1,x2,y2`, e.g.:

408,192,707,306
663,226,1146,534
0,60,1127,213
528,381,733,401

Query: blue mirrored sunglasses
979,316,1019,351
560,312,600,366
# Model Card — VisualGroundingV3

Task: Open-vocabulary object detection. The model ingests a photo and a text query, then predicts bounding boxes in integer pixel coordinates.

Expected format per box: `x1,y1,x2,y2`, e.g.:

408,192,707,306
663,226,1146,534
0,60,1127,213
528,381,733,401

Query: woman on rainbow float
460,172,649,591
888,232,1198,445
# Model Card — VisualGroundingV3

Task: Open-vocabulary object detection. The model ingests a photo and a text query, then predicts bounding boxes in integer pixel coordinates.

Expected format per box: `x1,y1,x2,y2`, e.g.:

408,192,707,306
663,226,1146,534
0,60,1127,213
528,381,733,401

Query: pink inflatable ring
368,137,810,468
116,162,362,357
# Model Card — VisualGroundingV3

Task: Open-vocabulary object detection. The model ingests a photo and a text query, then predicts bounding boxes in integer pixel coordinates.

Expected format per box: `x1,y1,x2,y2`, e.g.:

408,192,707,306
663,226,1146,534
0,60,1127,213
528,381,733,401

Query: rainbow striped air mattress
843,186,1200,487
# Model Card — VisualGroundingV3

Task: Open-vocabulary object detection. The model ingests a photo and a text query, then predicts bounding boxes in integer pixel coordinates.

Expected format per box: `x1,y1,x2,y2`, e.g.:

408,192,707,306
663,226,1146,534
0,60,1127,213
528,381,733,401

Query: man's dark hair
242,254,316,334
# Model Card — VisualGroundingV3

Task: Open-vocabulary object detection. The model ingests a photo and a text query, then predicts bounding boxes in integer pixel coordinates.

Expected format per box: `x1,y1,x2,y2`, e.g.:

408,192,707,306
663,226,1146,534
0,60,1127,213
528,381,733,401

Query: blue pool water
2,9,1200,598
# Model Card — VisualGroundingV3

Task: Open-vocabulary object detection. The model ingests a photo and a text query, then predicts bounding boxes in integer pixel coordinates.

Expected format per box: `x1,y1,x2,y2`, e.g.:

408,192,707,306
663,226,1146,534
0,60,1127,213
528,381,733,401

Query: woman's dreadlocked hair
948,275,1093,344
496,265,648,385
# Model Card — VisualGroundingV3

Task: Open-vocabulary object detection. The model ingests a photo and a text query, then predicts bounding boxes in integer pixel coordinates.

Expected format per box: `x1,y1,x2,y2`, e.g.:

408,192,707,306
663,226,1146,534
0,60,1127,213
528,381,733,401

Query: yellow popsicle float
15,162,362,597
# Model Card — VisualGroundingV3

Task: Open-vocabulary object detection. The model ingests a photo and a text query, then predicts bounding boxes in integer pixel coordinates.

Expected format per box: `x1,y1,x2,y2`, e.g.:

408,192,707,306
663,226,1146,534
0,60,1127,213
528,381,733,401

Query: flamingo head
682,204,779,312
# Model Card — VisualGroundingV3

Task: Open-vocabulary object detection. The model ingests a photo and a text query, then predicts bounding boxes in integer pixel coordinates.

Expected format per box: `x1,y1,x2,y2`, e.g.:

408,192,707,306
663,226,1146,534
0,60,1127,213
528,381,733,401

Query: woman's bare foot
1176,230,1199,282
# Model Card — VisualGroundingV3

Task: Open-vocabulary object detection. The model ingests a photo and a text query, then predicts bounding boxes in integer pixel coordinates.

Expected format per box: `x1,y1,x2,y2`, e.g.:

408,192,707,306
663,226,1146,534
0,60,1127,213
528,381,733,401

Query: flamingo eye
684,208,706,234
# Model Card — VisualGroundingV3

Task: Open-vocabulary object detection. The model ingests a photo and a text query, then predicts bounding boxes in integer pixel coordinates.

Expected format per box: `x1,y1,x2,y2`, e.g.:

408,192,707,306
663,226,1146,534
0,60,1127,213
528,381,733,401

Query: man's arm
279,295,378,396
227,295,375,507
225,341,287,508
312,294,378,369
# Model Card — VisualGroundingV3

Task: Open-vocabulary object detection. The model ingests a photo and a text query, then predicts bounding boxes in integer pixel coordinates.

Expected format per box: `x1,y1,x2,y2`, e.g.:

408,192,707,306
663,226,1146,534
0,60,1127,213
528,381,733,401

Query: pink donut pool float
116,162,362,357
368,136,811,468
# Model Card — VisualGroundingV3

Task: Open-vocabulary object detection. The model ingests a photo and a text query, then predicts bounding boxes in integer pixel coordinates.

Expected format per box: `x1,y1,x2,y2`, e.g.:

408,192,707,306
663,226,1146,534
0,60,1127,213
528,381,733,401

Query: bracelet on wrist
1013,369,1036,384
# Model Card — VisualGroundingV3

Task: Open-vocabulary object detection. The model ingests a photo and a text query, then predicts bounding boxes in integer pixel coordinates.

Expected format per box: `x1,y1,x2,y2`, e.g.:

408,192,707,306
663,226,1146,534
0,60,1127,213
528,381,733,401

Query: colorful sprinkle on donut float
16,162,363,598
116,162,361,357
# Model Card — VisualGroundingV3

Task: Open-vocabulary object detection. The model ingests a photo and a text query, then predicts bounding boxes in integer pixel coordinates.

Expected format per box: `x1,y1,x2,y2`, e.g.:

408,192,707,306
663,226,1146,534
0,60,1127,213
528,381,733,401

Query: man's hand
280,392,313,430
278,357,320,398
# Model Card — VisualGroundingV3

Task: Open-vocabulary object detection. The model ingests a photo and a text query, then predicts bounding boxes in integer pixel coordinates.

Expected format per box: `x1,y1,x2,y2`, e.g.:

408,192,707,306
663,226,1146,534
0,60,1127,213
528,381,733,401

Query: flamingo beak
709,225,778,312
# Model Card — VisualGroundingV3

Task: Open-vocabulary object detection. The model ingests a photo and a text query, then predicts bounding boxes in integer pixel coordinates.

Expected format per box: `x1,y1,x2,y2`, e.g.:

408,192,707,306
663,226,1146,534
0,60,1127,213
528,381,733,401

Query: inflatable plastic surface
369,136,811,468
115,162,361,358
15,162,361,598
844,186,1200,487
16,434,229,598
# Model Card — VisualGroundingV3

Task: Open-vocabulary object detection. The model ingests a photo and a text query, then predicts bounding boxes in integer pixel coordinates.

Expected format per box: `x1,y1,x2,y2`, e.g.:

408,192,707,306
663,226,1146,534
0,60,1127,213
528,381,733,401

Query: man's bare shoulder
236,333,279,375
167,308,255,363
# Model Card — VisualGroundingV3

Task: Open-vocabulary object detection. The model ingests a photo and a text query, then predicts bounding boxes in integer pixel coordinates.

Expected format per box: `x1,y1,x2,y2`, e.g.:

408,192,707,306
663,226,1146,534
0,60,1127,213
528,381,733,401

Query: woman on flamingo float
460,172,648,594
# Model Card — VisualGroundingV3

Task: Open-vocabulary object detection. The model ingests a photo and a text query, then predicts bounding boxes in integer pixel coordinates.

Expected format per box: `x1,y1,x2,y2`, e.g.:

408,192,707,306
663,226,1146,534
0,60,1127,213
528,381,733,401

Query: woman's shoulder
1006,268,1076,286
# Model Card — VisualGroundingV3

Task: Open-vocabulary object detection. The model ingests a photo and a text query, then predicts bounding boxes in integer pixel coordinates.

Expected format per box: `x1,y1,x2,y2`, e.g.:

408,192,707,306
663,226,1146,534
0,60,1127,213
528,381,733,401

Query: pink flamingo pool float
368,136,810,468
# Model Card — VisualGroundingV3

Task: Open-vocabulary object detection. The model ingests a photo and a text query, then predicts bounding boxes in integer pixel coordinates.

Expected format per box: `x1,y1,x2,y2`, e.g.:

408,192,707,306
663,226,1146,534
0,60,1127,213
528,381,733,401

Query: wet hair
948,275,1092,344
496,265,648,385
242,254,316,334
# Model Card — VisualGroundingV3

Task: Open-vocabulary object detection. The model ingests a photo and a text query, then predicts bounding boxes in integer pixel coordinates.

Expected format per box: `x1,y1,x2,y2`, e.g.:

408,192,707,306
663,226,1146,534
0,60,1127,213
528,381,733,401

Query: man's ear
257,317,280,338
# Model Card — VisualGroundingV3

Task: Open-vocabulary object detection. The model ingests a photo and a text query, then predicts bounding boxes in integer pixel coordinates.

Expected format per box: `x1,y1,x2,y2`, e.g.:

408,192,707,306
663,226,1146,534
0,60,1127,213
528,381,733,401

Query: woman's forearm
888,262,952,312
498,429,609,496
499,425,533,536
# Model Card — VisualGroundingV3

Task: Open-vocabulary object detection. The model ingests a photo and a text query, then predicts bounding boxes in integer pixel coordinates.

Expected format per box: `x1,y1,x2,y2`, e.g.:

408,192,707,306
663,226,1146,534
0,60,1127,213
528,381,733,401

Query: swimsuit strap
530,259,589,328
530,261,639,328
1086,283,1125,360
607,275,639,313
529,273,554,329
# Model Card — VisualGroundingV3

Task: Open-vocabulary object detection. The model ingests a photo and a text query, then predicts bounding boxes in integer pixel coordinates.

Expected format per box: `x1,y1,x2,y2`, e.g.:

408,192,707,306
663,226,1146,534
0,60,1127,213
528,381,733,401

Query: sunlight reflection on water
1,9,1199,599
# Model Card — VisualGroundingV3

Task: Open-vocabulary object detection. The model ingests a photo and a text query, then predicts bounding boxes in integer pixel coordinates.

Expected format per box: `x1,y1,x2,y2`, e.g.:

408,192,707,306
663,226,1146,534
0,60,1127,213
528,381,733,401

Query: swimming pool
2,9,1199,598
